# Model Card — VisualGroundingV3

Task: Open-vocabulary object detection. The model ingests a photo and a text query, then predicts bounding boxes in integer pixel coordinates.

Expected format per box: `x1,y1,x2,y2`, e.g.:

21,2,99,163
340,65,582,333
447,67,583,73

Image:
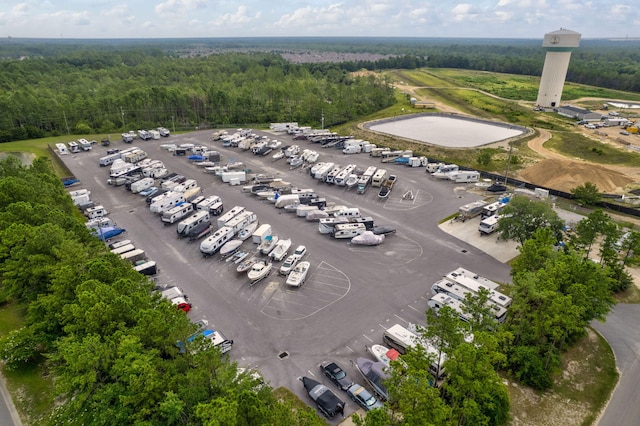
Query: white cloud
155,0,206,16
219,5,261,25
101,5,130,18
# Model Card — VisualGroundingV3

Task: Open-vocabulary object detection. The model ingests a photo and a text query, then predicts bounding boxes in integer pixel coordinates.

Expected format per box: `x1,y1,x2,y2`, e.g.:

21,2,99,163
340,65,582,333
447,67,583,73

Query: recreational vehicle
200,226,235,256
371,169,388,187
382,324,445,378
176,210,211,238
150,192,186,214
331,223,366,239
216,206,246,228
161,203,194,225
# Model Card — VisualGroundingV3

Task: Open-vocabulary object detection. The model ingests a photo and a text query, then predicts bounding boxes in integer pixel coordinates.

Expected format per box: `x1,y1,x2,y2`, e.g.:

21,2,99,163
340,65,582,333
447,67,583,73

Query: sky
0,0,638,40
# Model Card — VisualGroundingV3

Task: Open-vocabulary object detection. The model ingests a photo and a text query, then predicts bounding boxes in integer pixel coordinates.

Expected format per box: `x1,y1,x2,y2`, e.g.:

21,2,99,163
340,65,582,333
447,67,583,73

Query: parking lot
60,129,513,420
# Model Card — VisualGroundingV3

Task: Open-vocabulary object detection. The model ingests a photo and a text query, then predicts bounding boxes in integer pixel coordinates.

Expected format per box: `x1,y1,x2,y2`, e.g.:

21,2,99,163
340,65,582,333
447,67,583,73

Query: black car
319,360,354,391
301,376,345,419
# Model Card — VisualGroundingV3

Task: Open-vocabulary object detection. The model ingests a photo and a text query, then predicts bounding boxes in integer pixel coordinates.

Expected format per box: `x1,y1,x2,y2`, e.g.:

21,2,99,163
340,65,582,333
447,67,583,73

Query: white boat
283,203,300,213
351,231,385,246
247,260,272,284
345,174,359,189
219,239,243,257
237,222,258,241
286,261,310,287
270,238,292,261
306,151,319,163
285,145,300,157
288,156,303,168
323,205,348,215
258,235,279,255
369,344,400,368
306,210,329,221
236,256,259,274
195,161,218,168
272,151,285,161
256,190,277,199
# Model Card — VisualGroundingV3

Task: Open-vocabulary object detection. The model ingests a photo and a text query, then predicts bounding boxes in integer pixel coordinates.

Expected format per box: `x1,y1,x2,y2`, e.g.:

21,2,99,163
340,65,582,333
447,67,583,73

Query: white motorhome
382,324,444,378
173,179,198,193
313,162,335,181
177,210,211,238
334,164,357,186
216,206,246,229
371,169,388,187
331,222,366,239
161,203,194,225
200,226,234,256
68,141,80,153
85,205,108,219
55,143,69,155
478,215,500,235
481,201,506,219
78,138,92,151
150,192,186,214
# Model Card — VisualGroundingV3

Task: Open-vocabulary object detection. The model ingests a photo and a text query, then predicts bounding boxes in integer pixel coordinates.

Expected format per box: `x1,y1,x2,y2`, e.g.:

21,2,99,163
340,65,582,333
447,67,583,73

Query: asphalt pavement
58,129,514,421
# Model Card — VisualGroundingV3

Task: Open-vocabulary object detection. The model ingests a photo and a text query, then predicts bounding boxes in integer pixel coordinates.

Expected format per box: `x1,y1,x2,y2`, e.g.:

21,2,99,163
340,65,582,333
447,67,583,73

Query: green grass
0,302,55,425
546,131,640,166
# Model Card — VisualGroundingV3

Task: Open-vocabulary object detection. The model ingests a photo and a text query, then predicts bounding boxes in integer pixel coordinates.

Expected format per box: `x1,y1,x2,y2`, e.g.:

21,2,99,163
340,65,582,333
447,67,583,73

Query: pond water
366,114,526,148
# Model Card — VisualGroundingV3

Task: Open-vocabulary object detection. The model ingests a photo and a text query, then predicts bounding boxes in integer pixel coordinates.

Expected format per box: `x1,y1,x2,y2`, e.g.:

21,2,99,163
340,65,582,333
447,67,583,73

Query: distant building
536,29,581,108
556,105,602,121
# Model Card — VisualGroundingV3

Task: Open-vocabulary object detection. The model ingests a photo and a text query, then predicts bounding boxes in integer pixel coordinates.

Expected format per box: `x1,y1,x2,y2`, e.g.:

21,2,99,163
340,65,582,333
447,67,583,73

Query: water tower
536,28,581,108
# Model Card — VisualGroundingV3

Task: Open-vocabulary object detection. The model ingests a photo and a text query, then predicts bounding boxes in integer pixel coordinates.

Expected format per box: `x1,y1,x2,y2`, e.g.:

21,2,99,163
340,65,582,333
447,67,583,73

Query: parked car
319,360,353,391
279,255,299,276
291,245,307,261
301,376,345,419
346,383,384,411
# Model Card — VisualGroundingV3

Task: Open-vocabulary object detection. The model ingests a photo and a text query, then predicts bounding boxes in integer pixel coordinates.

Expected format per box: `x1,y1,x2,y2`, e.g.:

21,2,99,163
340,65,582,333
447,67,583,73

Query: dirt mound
517,159,634,194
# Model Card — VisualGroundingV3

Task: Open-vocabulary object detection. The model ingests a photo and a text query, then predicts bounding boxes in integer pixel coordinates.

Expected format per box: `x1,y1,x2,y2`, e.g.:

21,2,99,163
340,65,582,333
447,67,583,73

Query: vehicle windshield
365,395,377,406
334,369,346,379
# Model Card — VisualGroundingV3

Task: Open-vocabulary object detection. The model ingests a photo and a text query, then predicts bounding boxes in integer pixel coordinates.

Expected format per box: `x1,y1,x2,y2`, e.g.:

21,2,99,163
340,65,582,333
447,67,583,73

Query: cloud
155,0,206,16
101,5,130,19
12,2,32,15
219,5,261,25
451,3,477,22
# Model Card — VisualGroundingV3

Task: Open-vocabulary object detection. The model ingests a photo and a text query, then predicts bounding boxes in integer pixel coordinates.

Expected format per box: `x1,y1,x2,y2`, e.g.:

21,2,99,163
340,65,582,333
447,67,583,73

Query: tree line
0,50,395,143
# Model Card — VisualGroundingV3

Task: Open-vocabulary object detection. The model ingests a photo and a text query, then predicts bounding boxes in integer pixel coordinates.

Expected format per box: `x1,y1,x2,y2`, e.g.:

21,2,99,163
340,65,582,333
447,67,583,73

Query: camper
296,205,318,218
221,171,247,184
177,210,210,238
189,195,206,208
130,177,154,194
161,203,194,225
371,169,388,187
134,260,157,276
99,153,122,167
183,187,202,202
478,215,500,235
78,138,92,151
331,223,366,239
457,200,488,221
481,201,506,219
224,211,257,235
121,249,146,264
448,171,480,183
55,143,69,155
108,239,132,250
68,141,80,153
200,226,235,256
197,195,222,212
333,208,361,219
209,202,224,216
252,224,272,244
216,206,246,229
150,191,186,214
110,244,136,256
173,179,198,193
85,205,108,219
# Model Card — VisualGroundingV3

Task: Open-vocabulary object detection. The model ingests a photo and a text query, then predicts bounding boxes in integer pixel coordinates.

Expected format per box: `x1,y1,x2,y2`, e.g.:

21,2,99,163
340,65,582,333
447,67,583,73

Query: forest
1,37,639,143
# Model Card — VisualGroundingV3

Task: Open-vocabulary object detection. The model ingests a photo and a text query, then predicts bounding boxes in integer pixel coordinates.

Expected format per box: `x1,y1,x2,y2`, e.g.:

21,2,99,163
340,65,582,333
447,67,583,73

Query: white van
331,223,366,239
162,203,194,225
333,207,361,219
177,210,211,238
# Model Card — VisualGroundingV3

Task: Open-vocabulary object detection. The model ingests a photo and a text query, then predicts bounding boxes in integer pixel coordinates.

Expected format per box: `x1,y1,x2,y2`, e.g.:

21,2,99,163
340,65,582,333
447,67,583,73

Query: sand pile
517,159,634,194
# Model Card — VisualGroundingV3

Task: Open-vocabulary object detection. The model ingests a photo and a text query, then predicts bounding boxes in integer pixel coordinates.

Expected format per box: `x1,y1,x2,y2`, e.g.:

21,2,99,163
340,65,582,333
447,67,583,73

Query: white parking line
394,313,409,324
408,304,421,312
362,334,373,342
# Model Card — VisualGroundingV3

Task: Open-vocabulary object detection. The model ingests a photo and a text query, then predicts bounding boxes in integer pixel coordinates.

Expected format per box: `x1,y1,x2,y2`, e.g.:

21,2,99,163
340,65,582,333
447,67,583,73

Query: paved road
60,129,512,421
592,304,640,426
0,374,22,426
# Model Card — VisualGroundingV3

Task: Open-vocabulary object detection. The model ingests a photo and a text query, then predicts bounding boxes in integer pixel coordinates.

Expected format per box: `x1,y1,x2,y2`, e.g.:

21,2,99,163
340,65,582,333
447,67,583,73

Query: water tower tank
536,29,581,109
